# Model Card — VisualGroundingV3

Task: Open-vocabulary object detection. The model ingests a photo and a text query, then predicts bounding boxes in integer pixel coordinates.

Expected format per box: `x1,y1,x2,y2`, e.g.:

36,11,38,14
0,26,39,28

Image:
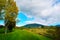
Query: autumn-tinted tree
5,0,18,32
0,0,18,33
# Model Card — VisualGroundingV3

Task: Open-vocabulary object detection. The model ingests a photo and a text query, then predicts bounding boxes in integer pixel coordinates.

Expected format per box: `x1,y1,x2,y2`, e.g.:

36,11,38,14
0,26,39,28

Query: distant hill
56,24,60,27
23,23,44,28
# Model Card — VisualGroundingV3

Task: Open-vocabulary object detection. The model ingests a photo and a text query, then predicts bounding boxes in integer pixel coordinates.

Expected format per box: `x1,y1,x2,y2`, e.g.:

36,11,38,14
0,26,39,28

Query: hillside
0,29,52,40
56,24,60,27
23,23,44,28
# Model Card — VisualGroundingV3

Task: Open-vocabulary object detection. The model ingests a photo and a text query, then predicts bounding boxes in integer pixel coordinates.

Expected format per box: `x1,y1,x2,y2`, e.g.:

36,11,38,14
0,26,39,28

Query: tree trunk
5,20,16,33
7,21,16,32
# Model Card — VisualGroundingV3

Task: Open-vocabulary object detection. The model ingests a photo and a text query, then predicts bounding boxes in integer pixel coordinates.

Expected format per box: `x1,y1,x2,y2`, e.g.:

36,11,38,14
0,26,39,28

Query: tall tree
0,0,18,33
5,0,18,32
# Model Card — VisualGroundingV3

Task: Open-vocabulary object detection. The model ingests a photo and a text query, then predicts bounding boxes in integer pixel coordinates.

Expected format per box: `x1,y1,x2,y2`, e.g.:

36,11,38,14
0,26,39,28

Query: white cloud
15,0,60,25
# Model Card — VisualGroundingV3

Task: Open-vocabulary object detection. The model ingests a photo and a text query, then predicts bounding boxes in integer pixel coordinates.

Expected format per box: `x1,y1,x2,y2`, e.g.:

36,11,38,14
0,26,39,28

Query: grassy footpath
0,29,52,40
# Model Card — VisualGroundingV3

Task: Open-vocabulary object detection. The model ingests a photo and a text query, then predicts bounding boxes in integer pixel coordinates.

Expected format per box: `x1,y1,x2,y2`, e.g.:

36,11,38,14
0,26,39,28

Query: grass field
0,29,52,40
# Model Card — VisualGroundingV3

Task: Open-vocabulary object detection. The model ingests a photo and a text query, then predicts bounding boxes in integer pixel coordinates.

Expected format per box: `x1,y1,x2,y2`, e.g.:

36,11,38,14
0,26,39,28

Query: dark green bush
46,27,60,40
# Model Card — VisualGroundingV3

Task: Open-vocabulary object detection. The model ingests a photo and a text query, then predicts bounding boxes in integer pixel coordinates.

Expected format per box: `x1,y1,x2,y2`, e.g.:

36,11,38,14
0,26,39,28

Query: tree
0,0,18,33
5,0,18,32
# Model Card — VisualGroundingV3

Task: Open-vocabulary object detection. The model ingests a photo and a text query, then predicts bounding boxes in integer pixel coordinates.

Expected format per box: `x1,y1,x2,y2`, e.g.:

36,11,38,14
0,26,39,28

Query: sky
0,0,60,26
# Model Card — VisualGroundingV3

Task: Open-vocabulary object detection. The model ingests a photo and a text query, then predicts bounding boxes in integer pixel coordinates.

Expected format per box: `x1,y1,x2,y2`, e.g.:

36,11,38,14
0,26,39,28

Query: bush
46,27,60,40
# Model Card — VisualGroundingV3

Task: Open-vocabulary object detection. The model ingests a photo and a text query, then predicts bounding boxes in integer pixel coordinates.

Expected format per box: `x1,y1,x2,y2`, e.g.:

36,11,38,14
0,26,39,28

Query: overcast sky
14,0,60,26
0,0,60,26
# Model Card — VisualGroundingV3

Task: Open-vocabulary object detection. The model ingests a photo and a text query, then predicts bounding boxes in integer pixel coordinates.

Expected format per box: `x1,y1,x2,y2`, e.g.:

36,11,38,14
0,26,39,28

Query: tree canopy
5,0,18,22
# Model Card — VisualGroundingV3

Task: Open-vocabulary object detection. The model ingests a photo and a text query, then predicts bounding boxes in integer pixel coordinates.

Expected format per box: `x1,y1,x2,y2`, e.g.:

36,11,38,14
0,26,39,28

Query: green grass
0,29,52,40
